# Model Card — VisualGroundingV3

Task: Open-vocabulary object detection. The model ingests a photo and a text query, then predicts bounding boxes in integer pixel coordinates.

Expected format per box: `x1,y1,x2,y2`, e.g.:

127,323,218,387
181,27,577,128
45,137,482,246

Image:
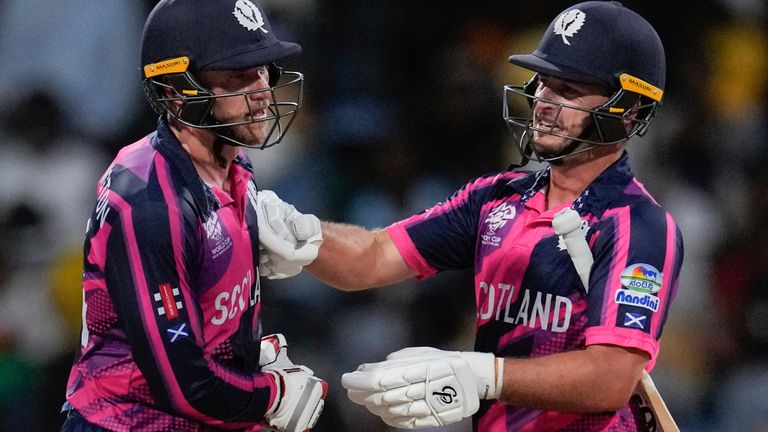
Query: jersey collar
507,151,635,218
152,118,259,217
152,117,216,217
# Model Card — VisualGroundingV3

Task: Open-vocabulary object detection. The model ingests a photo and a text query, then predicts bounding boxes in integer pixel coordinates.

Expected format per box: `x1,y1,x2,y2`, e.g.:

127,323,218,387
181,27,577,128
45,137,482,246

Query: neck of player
546,143,623,210
171,121,237,192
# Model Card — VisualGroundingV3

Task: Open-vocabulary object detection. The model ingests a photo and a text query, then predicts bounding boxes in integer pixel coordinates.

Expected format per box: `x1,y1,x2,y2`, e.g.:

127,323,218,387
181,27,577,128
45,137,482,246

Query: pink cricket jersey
387,153,683,431
65,119,275,431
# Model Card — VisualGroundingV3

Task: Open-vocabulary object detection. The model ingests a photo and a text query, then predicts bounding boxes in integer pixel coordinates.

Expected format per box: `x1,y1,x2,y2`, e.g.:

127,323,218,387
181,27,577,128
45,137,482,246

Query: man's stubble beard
231,122,269,147
212,110,271,147
531,134,570,160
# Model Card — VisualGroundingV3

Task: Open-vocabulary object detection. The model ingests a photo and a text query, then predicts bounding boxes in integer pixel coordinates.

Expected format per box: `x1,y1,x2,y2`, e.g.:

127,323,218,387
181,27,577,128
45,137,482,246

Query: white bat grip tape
552,208,594,292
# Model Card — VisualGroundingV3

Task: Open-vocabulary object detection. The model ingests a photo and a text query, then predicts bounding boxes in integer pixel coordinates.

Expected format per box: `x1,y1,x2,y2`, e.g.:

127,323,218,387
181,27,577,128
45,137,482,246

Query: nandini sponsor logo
620,263,662,294
614,289,659,312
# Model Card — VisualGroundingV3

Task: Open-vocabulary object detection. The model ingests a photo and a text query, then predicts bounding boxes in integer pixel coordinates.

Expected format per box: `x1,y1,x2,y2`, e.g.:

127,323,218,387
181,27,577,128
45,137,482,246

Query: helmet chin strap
204,113,240,168
212,140,228,169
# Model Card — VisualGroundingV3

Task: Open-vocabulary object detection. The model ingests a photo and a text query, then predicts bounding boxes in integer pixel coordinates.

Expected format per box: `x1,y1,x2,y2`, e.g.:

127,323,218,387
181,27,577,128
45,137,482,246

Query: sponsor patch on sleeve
615,264,661,331
620,263,662,293
154,283,184,319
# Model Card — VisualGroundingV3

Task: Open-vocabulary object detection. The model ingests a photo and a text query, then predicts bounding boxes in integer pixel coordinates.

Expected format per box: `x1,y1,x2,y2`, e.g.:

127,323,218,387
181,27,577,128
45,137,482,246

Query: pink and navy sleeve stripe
584,199,683,366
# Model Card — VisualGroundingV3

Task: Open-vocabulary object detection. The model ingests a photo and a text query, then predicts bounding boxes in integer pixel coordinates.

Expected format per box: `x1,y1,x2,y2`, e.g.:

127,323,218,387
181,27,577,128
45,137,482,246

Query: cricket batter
258,1,683,431
61,1,325,431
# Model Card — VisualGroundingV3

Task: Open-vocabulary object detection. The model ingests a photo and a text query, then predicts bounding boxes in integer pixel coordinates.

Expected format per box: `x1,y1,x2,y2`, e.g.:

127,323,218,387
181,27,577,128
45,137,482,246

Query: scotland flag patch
623,312,646,329
167,323,189,343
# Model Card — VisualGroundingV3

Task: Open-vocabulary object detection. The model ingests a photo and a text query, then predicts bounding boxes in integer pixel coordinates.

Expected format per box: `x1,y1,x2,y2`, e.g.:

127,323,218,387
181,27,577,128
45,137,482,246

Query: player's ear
162,85,183,112
622,99,642,132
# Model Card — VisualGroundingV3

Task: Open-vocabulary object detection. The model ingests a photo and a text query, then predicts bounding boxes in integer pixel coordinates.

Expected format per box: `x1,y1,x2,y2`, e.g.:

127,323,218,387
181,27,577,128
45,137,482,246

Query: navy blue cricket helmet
503,1,666,164
141,0,304,149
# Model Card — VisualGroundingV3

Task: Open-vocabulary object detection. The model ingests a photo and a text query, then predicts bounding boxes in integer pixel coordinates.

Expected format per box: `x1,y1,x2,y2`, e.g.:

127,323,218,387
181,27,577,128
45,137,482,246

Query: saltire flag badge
167,322,189,343
155,283,183,319
624,312,646,330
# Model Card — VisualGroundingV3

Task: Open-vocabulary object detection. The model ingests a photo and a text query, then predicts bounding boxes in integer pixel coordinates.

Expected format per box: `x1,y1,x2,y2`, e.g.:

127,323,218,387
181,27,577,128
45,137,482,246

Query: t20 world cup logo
484,203,516,234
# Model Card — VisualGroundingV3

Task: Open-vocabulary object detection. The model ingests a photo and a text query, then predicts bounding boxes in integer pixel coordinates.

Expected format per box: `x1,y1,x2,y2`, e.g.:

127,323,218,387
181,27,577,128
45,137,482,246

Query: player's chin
532,135,567,155
234,124,270,147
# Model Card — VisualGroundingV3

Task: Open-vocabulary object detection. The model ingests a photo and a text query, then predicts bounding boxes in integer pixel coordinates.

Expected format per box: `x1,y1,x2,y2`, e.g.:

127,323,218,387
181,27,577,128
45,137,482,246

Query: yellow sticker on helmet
144,56,190,78
619,73,663,102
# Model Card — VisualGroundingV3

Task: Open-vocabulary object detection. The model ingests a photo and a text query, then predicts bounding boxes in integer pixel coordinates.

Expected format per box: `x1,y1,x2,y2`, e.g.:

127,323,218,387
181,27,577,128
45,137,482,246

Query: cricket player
61,1,325,431
257,1,683,431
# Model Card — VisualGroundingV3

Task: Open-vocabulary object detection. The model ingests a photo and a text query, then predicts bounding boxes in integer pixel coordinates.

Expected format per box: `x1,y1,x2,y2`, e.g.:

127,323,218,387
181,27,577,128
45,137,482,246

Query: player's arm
308,222,416,290
257,190,415,290
499,344,648,411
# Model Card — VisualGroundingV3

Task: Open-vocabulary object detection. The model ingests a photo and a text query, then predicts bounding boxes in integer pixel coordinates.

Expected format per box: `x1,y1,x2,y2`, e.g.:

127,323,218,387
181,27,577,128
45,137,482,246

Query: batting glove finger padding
259,334,303,369
342,353,484,429
257,190,323,280
386,347,504,400
258,245,304,279
260,334,327,432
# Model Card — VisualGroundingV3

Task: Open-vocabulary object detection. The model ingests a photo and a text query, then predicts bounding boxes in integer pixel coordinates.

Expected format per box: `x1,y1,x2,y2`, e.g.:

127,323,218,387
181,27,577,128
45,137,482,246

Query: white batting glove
341,348,503,429
257,190,323,280
258,245,303,280
260,334,327,432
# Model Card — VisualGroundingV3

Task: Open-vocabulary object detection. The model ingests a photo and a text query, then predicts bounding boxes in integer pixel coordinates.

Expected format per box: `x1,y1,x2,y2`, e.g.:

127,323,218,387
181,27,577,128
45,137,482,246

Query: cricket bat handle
636,370,680,432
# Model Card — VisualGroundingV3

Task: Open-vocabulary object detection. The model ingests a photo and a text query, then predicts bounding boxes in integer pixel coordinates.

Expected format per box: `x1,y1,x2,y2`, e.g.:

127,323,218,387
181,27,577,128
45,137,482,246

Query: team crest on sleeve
154,283,184,319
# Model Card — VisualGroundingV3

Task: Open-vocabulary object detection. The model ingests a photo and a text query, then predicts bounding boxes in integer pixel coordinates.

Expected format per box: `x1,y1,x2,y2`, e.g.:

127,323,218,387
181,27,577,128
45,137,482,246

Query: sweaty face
198,66,273,146
530,75,609,158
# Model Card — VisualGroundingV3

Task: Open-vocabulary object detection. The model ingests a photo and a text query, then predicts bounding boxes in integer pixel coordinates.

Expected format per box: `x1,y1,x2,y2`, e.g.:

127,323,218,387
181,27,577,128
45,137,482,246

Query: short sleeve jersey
65,119,274,431
386,153,684,432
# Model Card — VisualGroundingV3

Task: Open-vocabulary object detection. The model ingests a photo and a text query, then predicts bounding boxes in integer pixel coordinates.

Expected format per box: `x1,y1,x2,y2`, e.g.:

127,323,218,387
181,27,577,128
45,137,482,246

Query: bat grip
553,208,593,292
561,232,593,291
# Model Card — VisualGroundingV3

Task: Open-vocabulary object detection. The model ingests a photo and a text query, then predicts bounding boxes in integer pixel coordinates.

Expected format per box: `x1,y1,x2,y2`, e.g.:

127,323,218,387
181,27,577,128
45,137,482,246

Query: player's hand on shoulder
256,190,323,280
341,346,504,429
260,334,327,432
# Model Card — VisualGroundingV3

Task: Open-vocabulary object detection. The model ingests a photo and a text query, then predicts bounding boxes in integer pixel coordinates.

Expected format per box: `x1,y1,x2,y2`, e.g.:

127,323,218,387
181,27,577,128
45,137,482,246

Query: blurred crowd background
0,0,766,431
